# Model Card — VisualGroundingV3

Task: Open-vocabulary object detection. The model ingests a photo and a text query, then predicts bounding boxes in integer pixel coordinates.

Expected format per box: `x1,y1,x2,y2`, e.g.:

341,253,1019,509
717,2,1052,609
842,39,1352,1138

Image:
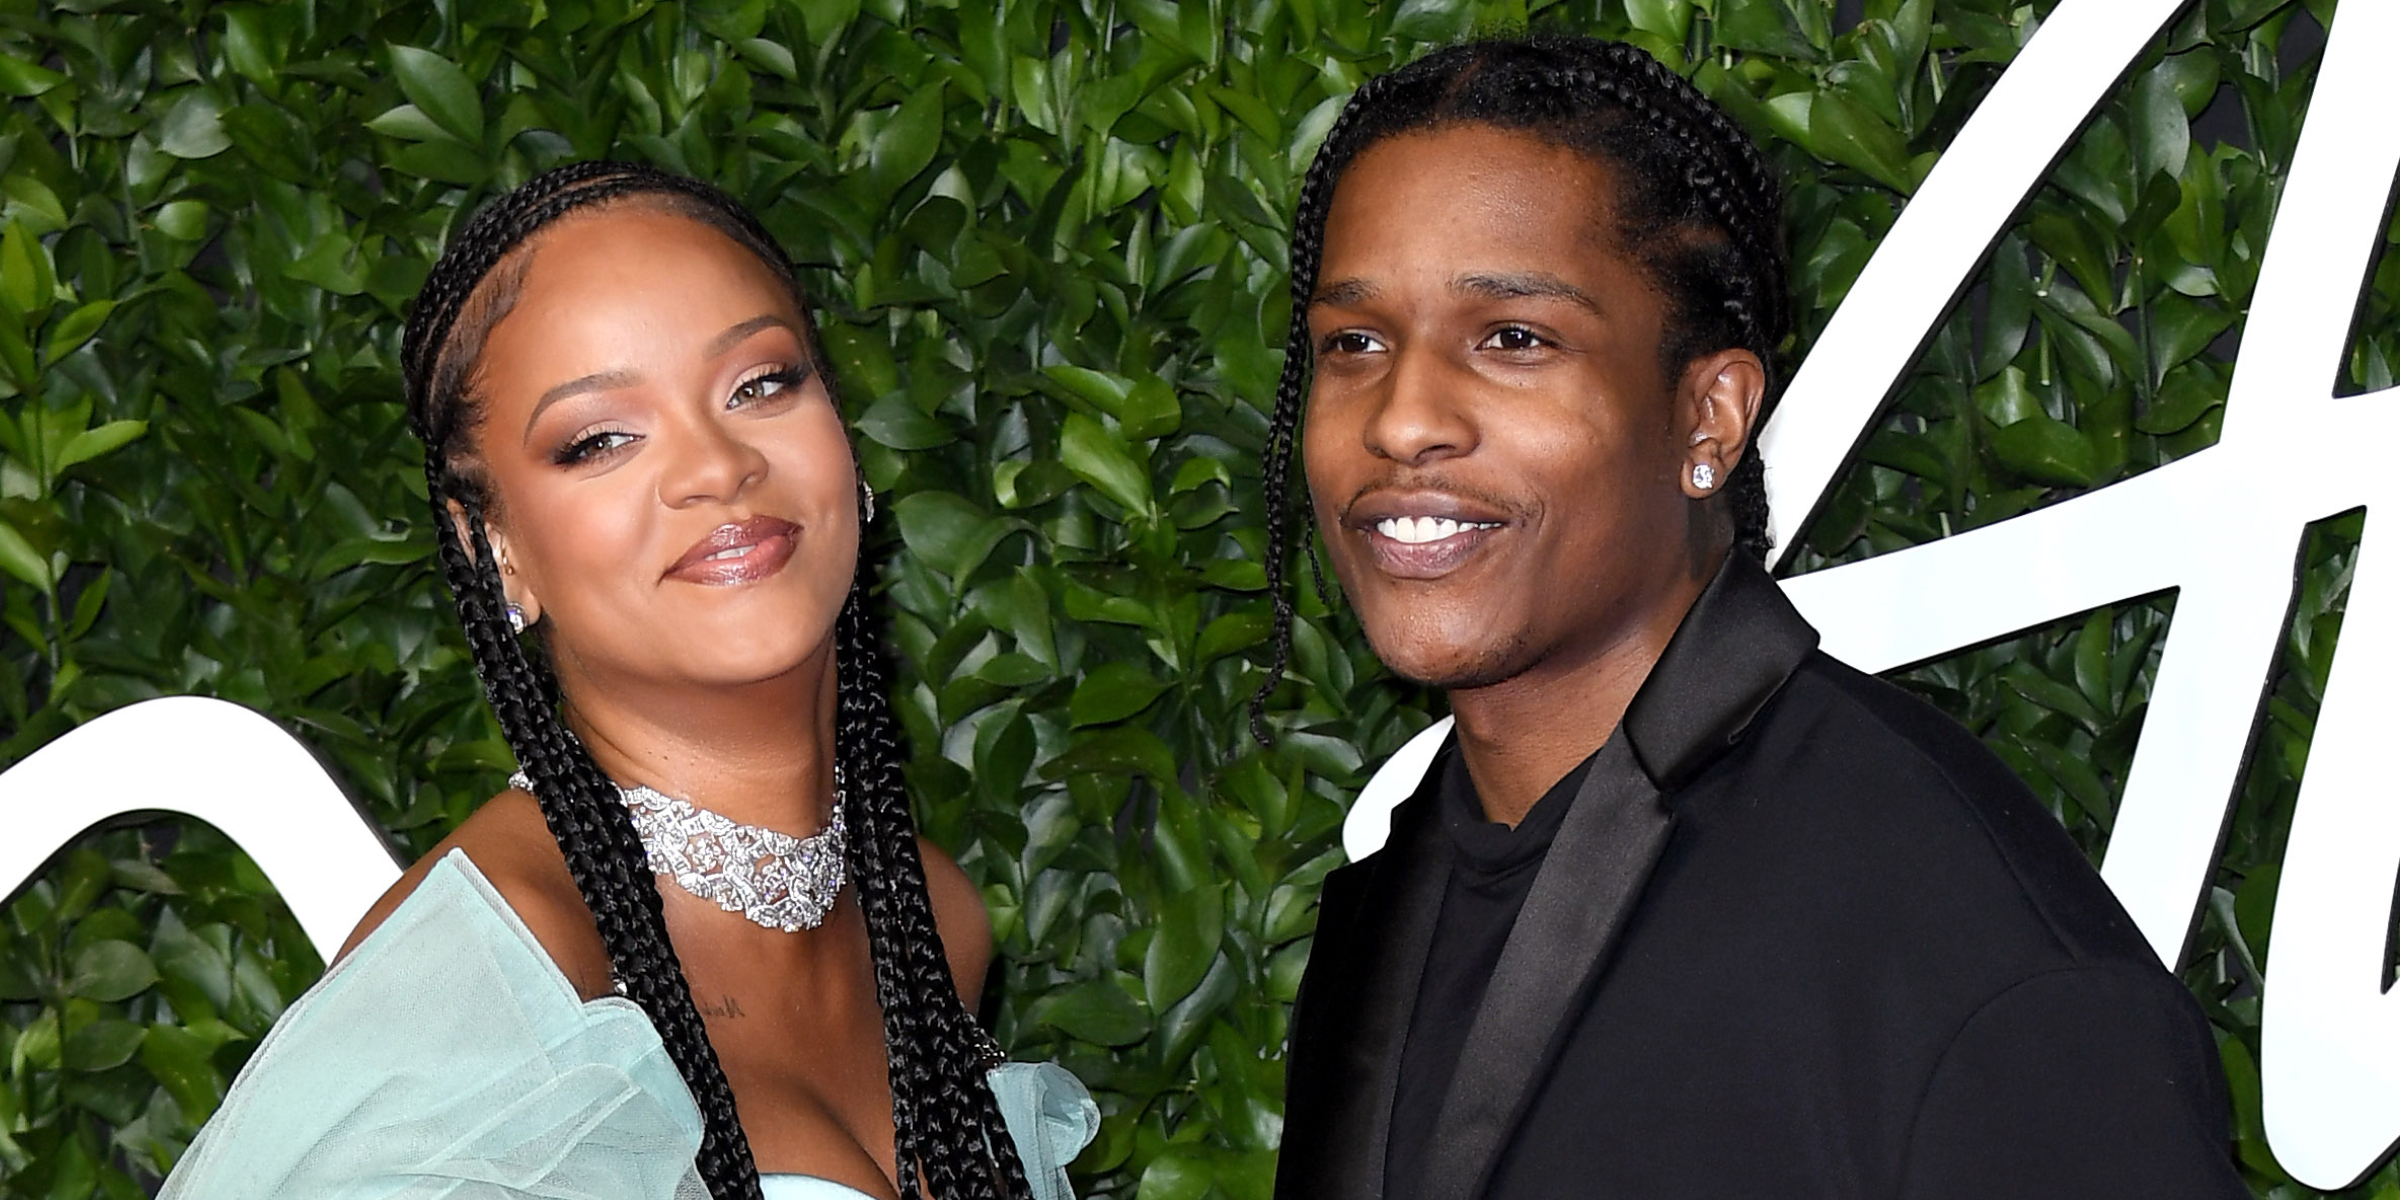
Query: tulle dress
159,850,1099,1200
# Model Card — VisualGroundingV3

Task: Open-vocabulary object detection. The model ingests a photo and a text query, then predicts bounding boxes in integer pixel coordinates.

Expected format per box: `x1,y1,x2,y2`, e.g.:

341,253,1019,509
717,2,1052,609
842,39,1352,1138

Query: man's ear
446,497,541,626
1678,349,1767,500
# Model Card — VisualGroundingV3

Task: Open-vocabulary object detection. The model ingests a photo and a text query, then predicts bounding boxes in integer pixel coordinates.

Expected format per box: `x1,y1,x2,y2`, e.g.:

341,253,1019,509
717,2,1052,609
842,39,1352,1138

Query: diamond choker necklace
510,766,849,932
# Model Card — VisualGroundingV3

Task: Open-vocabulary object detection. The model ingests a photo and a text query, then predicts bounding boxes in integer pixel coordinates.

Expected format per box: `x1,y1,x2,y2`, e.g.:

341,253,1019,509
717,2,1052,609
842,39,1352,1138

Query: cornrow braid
403,161,1031,1200
1250,36,1793,742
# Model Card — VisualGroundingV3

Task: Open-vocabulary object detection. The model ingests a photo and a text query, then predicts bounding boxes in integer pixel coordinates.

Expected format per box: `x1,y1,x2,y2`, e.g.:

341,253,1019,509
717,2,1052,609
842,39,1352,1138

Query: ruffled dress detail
160,850,1097,1200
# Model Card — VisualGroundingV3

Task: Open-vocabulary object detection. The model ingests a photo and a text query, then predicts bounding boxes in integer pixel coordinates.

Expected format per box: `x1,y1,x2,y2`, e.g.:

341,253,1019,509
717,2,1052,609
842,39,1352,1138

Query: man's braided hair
400,161,1033,1200
1251,36,1792,741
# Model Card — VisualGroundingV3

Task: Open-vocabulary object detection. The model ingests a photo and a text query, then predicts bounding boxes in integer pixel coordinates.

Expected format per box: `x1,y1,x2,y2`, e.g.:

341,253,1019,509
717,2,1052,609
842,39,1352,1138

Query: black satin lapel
1417,737,1673,1200
1333,787,1454,1200
1278,768,1456,1200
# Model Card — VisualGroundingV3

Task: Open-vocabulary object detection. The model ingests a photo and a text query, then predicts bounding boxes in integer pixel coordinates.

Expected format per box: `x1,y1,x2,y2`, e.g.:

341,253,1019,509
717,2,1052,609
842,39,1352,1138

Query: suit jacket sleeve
1895,965,2250,1199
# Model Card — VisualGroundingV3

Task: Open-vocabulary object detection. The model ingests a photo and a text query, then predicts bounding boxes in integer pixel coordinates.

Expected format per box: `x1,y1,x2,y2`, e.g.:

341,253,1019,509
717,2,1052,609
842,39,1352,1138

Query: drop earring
1691,463,1716,491
860,480,877,522
506,603,526,634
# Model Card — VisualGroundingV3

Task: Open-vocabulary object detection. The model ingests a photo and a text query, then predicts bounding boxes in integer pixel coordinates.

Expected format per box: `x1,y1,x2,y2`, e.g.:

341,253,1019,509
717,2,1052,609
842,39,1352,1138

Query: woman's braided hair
1250,36,1792,741
400,161,1033,1200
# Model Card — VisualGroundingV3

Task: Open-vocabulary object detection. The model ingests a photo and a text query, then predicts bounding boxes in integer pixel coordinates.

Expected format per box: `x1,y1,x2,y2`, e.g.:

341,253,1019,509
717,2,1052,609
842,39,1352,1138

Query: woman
160,162,1093,1200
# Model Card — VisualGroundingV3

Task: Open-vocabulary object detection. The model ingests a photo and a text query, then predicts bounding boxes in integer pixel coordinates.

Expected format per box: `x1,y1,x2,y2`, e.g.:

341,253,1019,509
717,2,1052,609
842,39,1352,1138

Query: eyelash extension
732,362,814,402
553,424,635,465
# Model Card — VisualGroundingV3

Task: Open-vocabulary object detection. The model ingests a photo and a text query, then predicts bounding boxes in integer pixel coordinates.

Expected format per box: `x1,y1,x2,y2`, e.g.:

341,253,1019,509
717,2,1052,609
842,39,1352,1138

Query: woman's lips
666,517,799,586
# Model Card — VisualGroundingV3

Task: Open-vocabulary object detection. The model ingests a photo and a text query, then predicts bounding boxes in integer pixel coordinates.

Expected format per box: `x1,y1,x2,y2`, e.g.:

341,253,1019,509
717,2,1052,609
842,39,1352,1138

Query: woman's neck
555,649,842,833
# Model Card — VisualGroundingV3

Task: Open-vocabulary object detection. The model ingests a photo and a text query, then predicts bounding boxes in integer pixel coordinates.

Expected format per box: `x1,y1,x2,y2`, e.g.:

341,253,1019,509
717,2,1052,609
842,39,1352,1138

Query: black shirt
1384,753,1591,1200
1276,554,2248,1200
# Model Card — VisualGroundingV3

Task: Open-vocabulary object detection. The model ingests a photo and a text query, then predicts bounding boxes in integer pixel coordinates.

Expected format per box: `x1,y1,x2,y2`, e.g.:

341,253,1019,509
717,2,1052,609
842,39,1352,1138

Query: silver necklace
510,767,848,932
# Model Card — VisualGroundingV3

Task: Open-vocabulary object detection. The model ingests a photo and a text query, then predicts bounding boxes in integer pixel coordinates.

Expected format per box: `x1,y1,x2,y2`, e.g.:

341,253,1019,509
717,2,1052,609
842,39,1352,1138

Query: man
1259,37,2250,1200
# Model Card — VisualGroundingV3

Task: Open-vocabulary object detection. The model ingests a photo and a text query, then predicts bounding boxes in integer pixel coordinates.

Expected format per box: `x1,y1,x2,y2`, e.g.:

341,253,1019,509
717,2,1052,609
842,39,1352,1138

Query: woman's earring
506,603,526,634
1691,463,1716,491
861,481,877,523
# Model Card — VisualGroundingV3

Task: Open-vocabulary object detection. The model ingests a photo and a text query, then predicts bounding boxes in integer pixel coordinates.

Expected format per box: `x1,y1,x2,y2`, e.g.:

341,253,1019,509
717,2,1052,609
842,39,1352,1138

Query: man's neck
1447,553,1721,827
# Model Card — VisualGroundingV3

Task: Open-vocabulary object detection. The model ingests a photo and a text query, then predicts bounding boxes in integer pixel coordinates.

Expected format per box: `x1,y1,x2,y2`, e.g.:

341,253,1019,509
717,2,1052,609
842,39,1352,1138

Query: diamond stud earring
1691,463,1717,491
506,603,526,634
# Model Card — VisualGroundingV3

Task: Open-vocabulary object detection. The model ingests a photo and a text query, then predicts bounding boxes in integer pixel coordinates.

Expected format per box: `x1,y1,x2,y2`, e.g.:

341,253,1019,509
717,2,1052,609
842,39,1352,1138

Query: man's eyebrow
706,313,796,359
1311,278,1380,308
525,368,641,444
1453,271,1602,314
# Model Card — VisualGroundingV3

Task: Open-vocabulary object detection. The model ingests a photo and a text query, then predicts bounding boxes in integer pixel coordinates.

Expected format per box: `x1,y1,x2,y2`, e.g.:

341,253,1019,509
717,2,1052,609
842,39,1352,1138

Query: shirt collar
1618,551,1821,792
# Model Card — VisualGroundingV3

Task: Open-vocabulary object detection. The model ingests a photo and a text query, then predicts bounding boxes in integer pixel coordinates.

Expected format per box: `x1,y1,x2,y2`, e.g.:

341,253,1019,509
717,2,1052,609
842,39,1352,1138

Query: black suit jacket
1276,555,2248,1200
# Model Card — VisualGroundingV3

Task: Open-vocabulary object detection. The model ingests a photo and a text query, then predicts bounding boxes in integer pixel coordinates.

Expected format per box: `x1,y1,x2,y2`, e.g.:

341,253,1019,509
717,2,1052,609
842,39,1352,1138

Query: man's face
1302,123,1704,692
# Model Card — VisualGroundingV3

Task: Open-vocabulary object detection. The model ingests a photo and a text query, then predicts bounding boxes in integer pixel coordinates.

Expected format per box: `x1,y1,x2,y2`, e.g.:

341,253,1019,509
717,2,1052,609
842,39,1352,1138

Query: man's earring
1691,463,1717,491
861,480,876,523
506,603,526,634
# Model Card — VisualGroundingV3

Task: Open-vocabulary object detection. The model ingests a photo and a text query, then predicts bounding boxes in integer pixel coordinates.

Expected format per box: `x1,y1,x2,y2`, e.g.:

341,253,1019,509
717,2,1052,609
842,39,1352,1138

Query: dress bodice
159,850,1096,1200
761,1174,878,1200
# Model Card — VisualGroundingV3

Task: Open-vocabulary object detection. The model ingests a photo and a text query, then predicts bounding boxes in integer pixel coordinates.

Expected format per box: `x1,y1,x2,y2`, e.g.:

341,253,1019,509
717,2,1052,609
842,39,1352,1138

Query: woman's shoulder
340,786,616,999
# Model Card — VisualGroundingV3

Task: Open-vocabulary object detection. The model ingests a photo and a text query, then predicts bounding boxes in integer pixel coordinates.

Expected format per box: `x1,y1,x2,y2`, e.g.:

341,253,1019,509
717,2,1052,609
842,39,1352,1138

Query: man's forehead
1310,272,1604,316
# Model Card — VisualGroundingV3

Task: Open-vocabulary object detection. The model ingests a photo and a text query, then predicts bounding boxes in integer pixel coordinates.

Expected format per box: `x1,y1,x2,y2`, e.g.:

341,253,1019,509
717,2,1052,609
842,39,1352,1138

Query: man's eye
731,364,812,407
1321,331,1384,355
1484,326,1547,351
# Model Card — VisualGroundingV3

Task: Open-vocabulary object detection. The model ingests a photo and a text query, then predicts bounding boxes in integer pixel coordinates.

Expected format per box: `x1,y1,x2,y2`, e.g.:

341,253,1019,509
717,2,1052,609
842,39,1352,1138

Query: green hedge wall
0,0,2380,1197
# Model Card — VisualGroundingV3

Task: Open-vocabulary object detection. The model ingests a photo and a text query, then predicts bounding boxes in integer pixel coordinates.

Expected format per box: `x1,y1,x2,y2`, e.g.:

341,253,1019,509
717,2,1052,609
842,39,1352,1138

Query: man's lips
665,516,799,585
1342,491,1514,581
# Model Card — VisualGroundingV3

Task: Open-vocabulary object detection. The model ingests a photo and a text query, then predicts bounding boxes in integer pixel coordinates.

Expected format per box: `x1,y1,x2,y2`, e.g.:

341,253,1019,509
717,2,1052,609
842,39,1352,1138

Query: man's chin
1368,629,1529,693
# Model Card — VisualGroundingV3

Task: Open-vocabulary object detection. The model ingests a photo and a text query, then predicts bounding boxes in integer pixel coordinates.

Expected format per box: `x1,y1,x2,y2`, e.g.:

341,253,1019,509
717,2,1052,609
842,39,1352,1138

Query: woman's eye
1321,331,1384,356
554,429,636,465
731,364,811,407
1483,326,1548,352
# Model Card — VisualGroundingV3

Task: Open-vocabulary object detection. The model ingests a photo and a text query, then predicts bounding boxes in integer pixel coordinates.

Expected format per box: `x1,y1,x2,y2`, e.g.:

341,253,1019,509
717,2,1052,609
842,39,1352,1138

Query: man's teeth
703,544,757,561
1373,516,1499,544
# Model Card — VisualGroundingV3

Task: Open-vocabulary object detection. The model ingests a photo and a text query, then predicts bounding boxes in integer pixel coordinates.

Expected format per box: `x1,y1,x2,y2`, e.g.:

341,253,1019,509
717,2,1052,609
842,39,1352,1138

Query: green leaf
0,54,66,97
1143,884,1224,1009
892,490,1017,582
1059,412,1154,518
0,220,55,318
1806,92,1917,193
62,1018,145,1071
140,1025,226,1122
1135,1148,1213,1200
51,420,145,474
1989,415,2102,488
870,84,944,200
388,47,484,145
68,942,159,1002
1027,978,1151,1046
365,103,460,145
42,300,112,367
857,394,954,449
157,89,232,158
1069,661,1171,726
153,200,209,241
0,519,50,588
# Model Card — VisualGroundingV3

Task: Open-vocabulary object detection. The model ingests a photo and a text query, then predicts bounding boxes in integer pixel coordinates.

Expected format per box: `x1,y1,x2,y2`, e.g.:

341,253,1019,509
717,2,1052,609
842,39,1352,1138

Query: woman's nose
659,415,767,508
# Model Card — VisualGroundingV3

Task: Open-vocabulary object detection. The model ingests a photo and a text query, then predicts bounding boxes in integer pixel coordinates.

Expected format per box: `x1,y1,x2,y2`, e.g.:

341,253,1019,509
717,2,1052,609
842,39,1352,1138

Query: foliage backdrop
0,0,2382,1196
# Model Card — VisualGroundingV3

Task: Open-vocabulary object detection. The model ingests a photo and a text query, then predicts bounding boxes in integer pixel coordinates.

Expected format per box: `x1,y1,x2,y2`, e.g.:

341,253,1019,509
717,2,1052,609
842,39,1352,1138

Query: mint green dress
160,850,1097,1200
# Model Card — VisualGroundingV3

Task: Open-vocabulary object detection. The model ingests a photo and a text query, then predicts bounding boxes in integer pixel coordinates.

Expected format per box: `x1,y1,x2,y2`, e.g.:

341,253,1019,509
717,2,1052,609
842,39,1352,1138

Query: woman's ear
1678,349,1767,500
446,497,542,627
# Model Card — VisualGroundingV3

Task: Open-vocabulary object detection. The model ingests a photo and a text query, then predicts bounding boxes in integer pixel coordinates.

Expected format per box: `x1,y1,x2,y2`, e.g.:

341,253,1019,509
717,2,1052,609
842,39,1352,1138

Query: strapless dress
160,850,1098,1200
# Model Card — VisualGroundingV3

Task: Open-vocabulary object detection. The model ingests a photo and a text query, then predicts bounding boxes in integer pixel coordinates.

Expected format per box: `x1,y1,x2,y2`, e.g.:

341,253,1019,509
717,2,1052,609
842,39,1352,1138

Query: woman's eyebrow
524,368,641,444
706,313,797,358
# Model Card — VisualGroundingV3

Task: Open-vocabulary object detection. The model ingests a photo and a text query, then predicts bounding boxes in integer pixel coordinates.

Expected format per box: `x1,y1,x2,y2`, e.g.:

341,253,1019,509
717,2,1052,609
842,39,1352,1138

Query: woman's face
465,205,858,696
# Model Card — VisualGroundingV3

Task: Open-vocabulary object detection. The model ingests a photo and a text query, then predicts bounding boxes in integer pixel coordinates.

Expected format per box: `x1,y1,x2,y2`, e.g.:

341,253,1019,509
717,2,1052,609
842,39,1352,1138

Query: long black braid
402,161,1033,1200
1250,36,1792,742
